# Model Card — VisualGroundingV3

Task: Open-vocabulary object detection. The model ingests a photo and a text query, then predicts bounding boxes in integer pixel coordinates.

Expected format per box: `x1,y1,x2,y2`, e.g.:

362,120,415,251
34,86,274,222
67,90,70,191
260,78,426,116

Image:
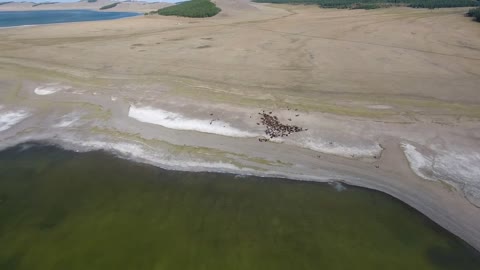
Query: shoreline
0,1,172,13
4,142,480,268
0,9,142,29
1,125,480,252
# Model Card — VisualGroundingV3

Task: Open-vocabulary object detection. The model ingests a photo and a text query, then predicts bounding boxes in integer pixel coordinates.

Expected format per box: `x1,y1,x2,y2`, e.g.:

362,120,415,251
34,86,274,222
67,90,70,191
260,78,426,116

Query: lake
0,9,139,27
0,143,479,269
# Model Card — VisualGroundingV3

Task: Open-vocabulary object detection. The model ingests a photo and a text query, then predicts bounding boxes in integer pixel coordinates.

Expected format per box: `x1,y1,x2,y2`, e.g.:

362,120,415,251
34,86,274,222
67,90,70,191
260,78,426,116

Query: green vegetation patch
87,0,97,3
99,2,119,10
145,10,159,15
466,7,480,21
350,2,386,8
254,0,479,9
408,0,478,8
0,1,13,5
158,0,221,18
32,2,58,7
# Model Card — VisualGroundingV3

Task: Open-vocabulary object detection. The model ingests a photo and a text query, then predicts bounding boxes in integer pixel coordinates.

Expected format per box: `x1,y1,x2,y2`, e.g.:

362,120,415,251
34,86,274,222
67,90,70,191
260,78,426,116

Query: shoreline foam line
0,137,338,182
34,84,70,95
53,112,82,128
0,109,30,132
402,142,480,207
401,143,437,182
299,136,382,158
0,135,479,252
0,24,36,29
128,105,259,138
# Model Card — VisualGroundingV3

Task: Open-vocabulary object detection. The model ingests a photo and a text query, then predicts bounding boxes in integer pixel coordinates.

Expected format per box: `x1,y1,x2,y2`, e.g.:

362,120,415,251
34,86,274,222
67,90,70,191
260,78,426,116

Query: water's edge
3,139,480,255
0,10,140,28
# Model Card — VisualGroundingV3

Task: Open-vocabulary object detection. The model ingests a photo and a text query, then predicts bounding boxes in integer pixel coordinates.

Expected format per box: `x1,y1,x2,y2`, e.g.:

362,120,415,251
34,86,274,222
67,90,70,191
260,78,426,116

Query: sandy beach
1,1,480,250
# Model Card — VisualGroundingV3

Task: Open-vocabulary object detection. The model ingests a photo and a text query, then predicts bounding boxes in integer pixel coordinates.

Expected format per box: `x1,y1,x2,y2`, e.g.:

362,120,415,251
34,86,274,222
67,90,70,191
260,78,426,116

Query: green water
0,143,479,270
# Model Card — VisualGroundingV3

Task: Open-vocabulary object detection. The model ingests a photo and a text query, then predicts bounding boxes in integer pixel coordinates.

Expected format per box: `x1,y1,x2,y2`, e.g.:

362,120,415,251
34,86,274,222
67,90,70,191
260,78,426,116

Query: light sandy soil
0,2,480,250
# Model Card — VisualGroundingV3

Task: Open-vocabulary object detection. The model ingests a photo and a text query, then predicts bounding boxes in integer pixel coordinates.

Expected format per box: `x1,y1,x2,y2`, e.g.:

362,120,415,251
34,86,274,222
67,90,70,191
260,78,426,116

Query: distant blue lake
0,9,139,27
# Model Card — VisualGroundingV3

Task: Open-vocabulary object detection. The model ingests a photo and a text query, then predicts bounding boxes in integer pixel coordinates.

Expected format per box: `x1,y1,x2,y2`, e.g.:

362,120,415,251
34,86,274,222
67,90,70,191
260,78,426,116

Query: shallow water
0,143,479,270
0,10,139,27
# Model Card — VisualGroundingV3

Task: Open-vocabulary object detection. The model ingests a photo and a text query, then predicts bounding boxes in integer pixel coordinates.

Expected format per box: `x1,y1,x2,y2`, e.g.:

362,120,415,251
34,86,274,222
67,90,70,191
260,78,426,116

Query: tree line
157,0,221,18
254,0,479,9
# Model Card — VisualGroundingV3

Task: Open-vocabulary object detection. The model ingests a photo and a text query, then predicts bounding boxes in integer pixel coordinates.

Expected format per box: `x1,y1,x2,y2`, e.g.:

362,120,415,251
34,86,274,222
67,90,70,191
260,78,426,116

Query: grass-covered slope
254,0,479,9
157,0,221,18
32,2,58,7
99,2,119,10
467,7,480,20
